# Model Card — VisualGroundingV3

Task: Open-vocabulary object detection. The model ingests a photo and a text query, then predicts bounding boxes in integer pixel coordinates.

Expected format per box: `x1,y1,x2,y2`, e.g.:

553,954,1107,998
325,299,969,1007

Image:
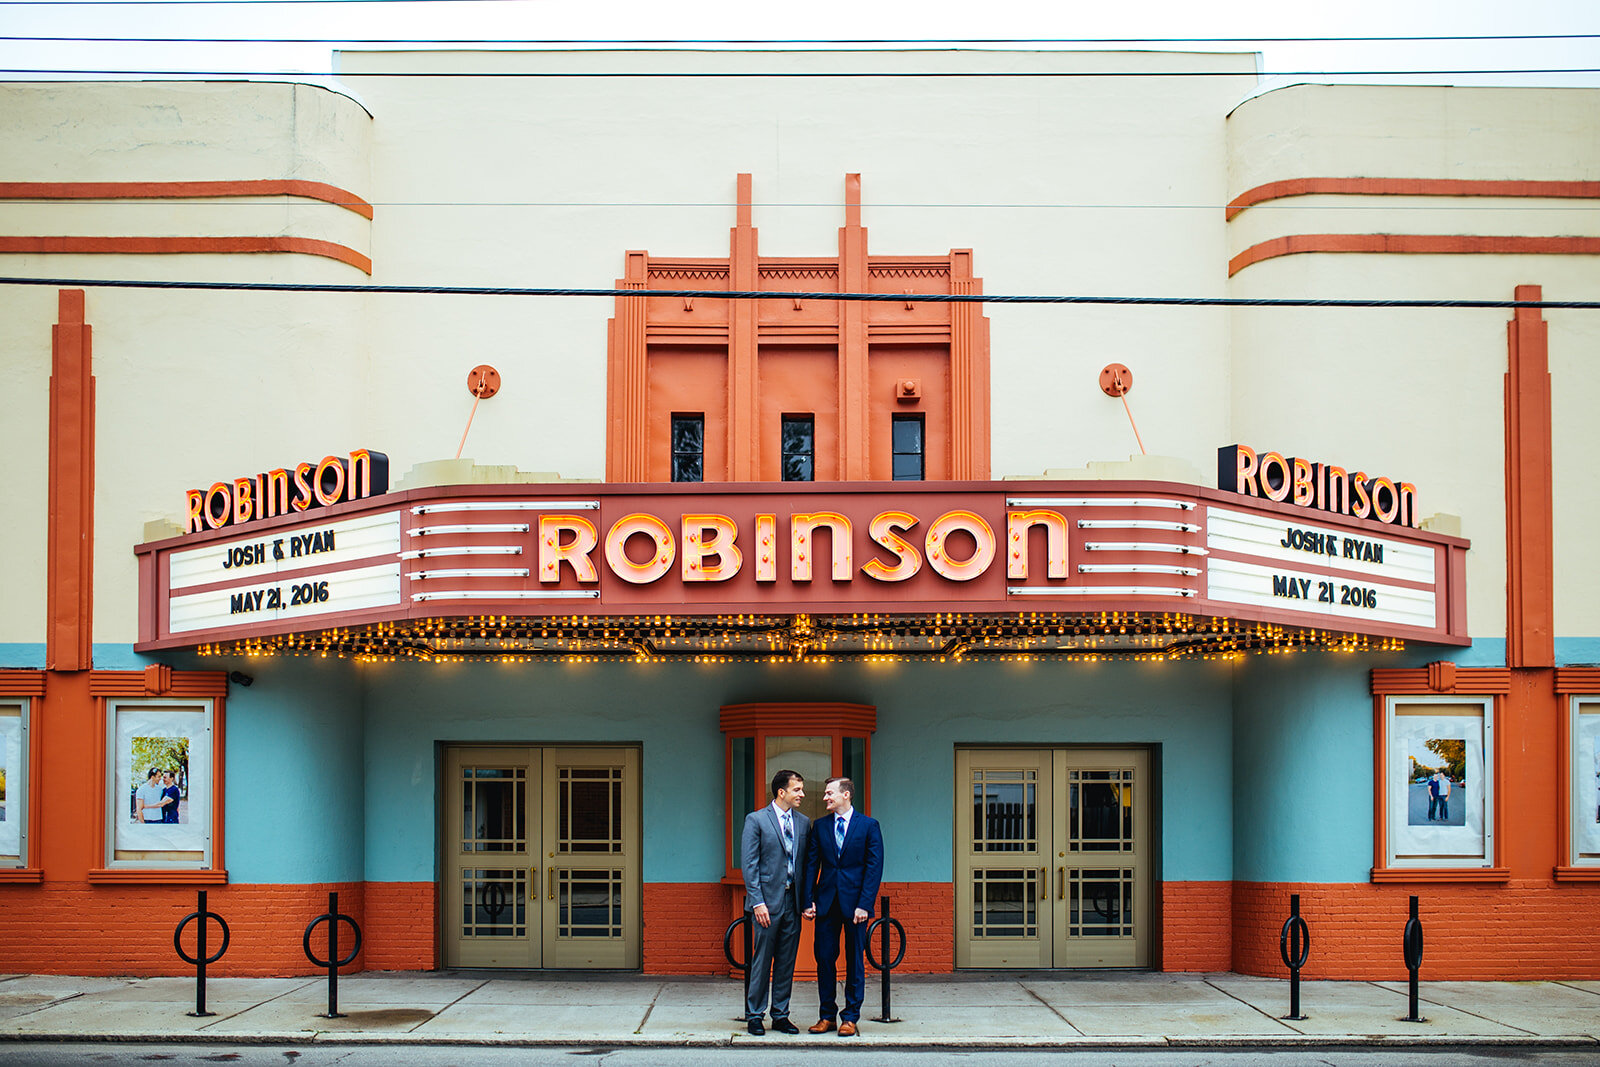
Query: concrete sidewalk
2,971,1598,1048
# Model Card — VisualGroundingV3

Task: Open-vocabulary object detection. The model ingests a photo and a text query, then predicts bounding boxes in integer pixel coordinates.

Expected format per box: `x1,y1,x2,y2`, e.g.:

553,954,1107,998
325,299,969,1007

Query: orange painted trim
719,701,877,735
718,702,876,881
0,869,44,883
0,671,46,696
1226,177,1600,221
1560,687,1573,868
86,868,229,885
1556,668,1600,693
1370,666,1512,695
729,172,758,480
1554,866,1600,882
1371,694,1385,877
1229,235,1600,277
605,251,649,481
0,179,375,220
1369,867,1510,883
1505,286,1555,668
605,174,990,484
89,670,229,697
26,688,43,874
0,236,372,275
1370,680,1505,879
91,678,227,877
46,289,93,671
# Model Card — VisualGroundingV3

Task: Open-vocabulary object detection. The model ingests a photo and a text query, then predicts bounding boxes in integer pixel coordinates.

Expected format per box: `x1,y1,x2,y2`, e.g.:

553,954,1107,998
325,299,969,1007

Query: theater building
1,50,1598,979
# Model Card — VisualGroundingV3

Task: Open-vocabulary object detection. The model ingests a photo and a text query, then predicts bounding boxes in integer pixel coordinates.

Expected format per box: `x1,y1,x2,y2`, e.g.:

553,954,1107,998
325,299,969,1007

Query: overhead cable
0,275,1594,309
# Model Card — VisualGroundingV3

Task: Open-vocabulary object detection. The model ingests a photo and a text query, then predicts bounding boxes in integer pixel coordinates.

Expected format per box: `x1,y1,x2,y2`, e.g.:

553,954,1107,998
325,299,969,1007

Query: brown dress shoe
838,1021,859,1037
808,1019,836,1034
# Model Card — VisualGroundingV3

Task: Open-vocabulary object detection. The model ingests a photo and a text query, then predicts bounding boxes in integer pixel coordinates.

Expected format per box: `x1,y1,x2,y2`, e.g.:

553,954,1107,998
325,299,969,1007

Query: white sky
1,0,1597,96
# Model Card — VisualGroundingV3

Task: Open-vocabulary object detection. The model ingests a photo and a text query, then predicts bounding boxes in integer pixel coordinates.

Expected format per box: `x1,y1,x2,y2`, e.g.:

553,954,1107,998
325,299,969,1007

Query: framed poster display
0,700,26,867
1385,696,1494,869
1569,698,1600,867
105,699,213,868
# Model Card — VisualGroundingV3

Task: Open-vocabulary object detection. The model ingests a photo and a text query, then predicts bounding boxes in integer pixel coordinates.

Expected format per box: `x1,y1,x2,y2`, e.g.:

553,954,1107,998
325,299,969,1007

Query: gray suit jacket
741,804,811,913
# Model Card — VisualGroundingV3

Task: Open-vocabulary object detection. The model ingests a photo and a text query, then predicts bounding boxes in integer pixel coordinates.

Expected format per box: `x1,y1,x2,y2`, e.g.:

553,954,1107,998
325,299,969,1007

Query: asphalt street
3,1043,1600,1066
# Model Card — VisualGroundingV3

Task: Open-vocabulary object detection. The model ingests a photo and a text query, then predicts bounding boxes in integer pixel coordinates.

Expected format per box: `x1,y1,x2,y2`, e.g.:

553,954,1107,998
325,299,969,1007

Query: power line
5,199,1598,212
1,275,1593,309
5,67,1599,77
4,33,1600,43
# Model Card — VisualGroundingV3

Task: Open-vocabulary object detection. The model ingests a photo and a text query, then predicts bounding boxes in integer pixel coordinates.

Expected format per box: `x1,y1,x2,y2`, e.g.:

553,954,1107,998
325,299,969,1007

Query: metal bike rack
1279,893,1310,1020
1401,895,1426,1022
722,910,754,1021
302,890,362,1019
863,895,907,1024
173,889,230,1018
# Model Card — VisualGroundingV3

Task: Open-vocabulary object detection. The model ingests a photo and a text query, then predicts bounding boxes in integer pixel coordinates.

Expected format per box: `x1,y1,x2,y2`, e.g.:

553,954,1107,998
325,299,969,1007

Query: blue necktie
782,812,795,877
836,816,846,850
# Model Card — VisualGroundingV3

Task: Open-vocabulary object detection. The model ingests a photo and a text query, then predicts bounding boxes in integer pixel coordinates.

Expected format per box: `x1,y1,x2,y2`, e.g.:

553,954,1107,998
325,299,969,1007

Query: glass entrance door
442,745,640,969
955,747,1151,968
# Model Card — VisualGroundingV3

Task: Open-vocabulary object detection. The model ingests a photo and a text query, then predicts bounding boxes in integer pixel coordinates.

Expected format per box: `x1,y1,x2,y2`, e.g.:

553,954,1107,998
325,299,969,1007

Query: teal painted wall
1229,644,1486,884
358,656,1236,886
31,634,1599,890
206,656,366,884
1231,653,1380,883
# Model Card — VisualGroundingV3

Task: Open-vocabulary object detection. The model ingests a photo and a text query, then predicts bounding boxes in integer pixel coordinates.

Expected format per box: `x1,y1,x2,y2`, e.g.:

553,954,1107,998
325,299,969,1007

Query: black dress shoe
747,1018,765,1035
772,1018,800,1034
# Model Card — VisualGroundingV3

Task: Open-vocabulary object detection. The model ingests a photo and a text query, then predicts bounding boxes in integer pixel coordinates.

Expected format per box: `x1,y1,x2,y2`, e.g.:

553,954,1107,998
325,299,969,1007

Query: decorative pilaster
1504,284,1554,667
606,252,650,481
47,289,94,670
729,173,759,480
838,174,870,480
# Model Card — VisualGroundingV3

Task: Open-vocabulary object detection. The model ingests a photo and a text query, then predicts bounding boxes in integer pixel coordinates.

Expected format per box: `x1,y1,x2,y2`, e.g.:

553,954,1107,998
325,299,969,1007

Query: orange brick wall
28,876,1600,980
643,882,730,974
364,881,438,971
643,881,953,975
1161,881,1232,971
1234,880,1600,980
0,881,435,976
876,880,953,973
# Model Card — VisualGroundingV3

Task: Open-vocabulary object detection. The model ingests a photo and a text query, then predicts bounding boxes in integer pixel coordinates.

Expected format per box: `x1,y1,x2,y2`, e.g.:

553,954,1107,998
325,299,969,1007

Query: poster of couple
113,705,208,858
1572,707,1600,860
0,706,19,860
1390,703,1485,863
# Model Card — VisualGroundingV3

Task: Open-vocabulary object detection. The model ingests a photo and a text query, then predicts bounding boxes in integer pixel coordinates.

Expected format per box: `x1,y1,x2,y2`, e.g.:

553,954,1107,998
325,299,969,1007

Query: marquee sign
135,478,1469,651
185,449,388,533
1219,444,1417,528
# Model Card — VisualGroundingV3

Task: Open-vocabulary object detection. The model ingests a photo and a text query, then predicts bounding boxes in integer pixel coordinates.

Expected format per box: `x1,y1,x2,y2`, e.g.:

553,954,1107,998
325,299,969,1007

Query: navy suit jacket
808,811,883,919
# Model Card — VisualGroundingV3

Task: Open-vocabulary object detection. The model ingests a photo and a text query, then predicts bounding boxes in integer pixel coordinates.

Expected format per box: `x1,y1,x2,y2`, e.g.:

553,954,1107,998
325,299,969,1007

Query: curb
4,1032,1599,1049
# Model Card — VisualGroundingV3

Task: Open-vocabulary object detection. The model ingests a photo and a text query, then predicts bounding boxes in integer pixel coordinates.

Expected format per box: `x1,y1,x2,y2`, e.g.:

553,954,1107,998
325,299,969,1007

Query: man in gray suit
740,768,810,1035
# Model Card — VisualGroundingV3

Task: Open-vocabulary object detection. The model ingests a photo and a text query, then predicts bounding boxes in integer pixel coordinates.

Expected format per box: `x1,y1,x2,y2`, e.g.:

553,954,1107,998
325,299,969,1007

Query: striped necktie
782,812,794,876
836,816,846,850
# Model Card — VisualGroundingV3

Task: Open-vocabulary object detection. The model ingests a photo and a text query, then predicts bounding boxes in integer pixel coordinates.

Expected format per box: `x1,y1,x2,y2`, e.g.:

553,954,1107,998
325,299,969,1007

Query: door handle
1058,866,1065,901
530,867,537,899
548,866,556,901
1039,868,1046,900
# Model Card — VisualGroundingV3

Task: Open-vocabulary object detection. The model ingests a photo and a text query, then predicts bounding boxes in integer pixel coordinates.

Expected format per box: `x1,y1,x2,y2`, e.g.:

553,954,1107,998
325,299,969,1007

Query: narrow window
671,414,703,483
781,415,814,482
892,414,924,481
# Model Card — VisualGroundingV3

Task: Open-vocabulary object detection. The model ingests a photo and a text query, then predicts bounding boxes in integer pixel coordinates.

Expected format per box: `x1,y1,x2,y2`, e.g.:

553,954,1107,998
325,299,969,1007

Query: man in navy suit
804,776,883,1036
740,769,810,1035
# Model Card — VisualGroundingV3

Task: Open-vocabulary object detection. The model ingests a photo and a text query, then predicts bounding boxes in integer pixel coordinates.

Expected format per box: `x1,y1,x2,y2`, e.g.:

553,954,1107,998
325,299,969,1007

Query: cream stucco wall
2,60,1597,648
1227,84,1600,190
335,49,1259,484
0,81,376,644
0,286,58,644
1226,84,1600,642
